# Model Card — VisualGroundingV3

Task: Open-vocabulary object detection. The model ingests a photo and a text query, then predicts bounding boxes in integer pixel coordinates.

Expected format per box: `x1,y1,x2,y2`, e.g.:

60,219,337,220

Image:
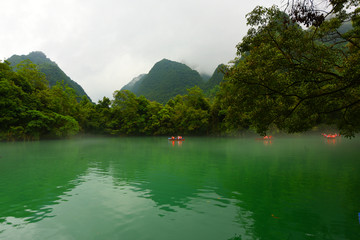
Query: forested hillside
7,51,90,101
122,59,205,104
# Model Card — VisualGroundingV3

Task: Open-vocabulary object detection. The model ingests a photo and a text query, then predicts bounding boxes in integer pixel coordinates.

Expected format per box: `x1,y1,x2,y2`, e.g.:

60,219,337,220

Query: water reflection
0,140,89,230
263,139,272,146
169,140,183,147
0,137,359,240
324,137,343,145
326,138,337,145
255,138,273,146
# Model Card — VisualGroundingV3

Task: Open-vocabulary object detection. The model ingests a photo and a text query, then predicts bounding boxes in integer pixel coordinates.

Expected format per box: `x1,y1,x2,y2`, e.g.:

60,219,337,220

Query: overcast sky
1,0,282,102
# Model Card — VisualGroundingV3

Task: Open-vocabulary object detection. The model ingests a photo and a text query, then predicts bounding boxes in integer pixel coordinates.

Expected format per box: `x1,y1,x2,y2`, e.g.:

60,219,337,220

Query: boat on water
168,136,185,141
322,133,339,138
256,135,272,140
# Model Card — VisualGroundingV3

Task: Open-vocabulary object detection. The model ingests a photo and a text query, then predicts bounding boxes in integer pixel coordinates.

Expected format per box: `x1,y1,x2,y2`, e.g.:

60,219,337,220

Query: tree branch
319,99,360,114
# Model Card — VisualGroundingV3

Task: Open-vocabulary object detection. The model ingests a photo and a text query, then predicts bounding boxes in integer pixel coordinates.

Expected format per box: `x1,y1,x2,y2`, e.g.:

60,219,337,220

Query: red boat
322,133,339,138
168,136,185,141
255,135,272,141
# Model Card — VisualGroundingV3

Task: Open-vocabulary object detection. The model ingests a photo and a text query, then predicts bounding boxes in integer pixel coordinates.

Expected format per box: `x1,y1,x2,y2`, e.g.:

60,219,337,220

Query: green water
0,136,359,240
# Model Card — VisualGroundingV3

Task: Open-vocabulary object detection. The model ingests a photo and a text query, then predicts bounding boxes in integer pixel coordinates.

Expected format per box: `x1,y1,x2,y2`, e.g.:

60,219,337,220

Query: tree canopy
221,2,359,137
0,61,80,140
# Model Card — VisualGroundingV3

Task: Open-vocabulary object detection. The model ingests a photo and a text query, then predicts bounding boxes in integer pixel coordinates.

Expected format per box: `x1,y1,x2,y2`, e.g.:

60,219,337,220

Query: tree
221,4,359,137
170,87,210,135
47,81,79,117
285,0,359,27
49,113,79,137
21,110,51,140
0,61,81,140
16,59,48,90
95,97,112,133
0,76,25,139
76,96,98,133
110,90,152,135
142,101,164,135
154,104,175,135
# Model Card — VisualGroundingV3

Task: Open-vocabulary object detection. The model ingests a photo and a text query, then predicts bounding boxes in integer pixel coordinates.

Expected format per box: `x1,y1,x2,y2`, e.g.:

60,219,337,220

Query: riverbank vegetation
1,0,359,140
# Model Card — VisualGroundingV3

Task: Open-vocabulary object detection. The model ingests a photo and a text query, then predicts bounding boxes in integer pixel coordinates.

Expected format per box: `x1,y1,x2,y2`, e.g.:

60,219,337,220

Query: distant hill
7,51,91,101
200,73,211,82
202,64,225,93
122,59,226,103
121,73,147,93
122,59,205,104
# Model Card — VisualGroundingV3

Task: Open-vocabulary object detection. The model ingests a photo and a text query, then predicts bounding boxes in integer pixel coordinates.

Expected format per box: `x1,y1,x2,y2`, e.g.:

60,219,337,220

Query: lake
0,136,359,239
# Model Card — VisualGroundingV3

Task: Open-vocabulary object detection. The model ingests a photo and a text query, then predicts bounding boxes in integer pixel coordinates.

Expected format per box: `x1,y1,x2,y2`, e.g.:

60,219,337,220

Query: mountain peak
122,59,204,104
28,51,47,58
7,51,90,101
9,51,54,66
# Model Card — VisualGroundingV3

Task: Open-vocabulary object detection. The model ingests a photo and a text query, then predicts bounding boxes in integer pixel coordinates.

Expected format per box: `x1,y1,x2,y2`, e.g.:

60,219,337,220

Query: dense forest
1,0,359,140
